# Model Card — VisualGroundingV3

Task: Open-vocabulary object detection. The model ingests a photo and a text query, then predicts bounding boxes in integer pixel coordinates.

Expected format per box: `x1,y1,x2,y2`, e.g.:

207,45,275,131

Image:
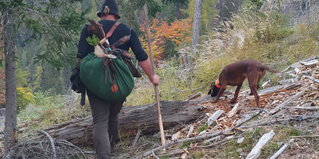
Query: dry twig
3,132,87,159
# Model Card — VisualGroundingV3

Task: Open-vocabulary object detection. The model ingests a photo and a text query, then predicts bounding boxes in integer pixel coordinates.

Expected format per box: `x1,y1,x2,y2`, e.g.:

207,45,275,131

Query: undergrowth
17,90,91,136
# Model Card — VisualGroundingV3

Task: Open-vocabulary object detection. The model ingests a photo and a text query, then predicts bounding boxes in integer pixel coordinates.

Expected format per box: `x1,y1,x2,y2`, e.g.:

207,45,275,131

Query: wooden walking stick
143,3,166,147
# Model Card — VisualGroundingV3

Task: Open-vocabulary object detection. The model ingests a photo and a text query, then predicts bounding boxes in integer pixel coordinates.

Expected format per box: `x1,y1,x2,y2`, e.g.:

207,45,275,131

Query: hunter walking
76,0,159,158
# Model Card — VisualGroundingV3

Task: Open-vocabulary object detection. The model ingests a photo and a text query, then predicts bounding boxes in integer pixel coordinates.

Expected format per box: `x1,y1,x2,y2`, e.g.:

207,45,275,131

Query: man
77,0,159,158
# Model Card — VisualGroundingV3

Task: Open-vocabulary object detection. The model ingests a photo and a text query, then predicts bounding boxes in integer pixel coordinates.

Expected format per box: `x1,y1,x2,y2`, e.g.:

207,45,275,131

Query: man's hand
150,74,160,86
139,58,160,86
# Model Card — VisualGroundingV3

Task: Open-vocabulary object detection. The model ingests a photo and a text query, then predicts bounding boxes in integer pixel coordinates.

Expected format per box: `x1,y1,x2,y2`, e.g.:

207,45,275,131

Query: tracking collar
215,79,221,88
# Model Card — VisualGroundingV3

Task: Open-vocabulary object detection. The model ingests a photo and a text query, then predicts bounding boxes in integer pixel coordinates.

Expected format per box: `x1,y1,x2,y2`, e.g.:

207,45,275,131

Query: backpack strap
100,21,121,45
106,21,120,39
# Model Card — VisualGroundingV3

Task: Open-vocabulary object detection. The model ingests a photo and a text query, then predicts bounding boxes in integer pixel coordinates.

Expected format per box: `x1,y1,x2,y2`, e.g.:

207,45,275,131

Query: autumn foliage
139,18,192,60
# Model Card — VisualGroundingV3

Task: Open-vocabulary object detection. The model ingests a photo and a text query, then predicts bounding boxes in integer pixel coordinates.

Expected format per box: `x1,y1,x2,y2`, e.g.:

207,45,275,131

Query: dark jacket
77,20,148,61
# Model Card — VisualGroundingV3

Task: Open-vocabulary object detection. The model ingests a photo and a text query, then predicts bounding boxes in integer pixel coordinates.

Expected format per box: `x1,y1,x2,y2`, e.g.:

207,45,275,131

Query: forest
0,0,319,158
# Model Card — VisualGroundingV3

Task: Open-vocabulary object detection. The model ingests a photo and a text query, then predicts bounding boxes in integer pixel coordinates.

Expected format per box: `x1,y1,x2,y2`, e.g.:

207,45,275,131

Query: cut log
45,101,204,145
246,130,275,159
186,125,194,138
207,110,224,126
227,103,240,117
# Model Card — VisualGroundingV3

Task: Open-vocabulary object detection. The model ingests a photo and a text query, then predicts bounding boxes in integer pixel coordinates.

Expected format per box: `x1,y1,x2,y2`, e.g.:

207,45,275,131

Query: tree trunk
0,17,4,62
3,10,17,153
192,0,203,49
61,66,71,94
45,101,204,145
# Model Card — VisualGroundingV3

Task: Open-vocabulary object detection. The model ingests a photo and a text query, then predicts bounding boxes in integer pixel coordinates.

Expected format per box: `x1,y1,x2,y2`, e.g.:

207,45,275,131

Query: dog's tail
262,66,278,73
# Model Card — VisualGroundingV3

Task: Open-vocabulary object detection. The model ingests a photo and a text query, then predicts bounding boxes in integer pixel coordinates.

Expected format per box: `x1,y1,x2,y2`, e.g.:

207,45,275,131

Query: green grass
214,128,266,158
190,150,205,159
180,141,192,148
196,124,208,134
17,91,91,136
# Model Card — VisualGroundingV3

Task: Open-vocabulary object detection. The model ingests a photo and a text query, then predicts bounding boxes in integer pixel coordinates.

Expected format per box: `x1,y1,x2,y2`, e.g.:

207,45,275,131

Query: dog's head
208,79,221,97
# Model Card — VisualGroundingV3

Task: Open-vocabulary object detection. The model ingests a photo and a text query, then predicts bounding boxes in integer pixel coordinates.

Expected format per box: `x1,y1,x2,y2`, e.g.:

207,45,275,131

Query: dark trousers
87,90,124,159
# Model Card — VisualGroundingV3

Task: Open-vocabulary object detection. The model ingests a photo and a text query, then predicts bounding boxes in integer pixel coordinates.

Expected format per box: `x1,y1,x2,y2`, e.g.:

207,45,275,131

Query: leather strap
106,21,120,39
99,21,120,45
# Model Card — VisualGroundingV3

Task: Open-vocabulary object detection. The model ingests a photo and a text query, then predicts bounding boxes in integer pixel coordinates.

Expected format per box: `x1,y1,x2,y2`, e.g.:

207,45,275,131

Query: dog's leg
248,72,260,107
212,87,226,103
257,71,265,90
230,85,242,104
251,87,259,107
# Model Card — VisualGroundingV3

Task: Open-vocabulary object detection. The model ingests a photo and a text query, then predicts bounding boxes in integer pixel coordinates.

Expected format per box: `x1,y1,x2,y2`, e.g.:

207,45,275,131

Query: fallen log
207,110,224,126
246,130,275,159
227,103,240,117
44,101,204,145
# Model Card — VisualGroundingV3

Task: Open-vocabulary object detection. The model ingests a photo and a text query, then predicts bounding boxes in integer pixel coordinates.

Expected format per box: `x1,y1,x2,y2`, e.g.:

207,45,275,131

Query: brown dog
209,60,277,107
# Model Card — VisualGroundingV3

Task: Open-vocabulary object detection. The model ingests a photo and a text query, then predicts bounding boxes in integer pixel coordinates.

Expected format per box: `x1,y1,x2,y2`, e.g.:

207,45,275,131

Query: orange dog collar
215,79,221,88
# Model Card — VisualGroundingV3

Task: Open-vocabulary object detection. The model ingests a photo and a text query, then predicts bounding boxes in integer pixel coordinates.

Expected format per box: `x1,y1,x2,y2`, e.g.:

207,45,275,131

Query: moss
190,150,205,159
223,139,241,158
260,142,280,158
180,141,192,149
274,126,300,141
197,124,208,133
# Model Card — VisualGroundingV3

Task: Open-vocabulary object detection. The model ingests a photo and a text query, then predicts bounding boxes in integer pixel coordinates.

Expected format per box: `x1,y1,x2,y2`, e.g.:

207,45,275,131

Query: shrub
16,87,35,112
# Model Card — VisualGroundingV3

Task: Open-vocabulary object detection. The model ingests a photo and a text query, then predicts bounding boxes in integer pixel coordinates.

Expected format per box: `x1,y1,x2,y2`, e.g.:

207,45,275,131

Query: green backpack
80,53,134,102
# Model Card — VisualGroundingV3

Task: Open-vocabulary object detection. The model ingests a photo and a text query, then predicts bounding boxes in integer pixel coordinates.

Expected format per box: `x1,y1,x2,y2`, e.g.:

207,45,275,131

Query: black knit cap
97,0,120,19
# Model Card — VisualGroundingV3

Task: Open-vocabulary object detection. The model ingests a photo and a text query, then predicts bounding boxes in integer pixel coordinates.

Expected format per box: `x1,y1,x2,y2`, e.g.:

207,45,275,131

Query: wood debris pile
137,56,319,159
2,131,87,159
